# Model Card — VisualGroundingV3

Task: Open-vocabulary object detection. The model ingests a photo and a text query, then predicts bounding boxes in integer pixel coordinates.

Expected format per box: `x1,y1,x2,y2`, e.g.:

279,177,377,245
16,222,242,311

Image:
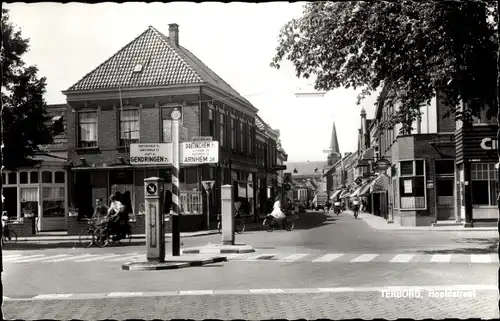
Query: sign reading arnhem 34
181,141,219,164
130,143,172,165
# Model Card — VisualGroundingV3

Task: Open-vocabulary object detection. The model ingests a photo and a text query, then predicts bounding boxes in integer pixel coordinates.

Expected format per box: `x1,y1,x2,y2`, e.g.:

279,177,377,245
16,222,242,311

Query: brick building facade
60,24,282,231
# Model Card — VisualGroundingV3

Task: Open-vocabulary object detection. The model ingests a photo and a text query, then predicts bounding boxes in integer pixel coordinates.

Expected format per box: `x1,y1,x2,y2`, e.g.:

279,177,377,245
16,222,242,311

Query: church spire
329,121,341,157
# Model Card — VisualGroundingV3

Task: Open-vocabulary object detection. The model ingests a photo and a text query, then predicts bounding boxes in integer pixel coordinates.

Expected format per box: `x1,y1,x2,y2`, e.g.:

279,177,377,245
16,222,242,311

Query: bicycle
78,217,101,248
217,213,245,234
263,210,297,232
1,223,18,245
94,218,133,248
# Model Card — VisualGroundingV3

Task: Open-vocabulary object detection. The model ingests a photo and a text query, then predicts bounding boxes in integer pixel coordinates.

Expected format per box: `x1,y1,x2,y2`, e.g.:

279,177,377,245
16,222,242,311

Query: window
30,172,39,184
162,118,172,142
219,113,225,148
399,160,426,210
231,118,236,150
435,160,455,175
55,171,65,183
78,112,97,148
42,171,52,183
240,121,245,153
179,191,202,214
20,187,39,217
469,100,497,125
42,187,65,218
208,109,215,138
20,172,28,184
247,125,253,155
119,109,140,146
471,163,498,206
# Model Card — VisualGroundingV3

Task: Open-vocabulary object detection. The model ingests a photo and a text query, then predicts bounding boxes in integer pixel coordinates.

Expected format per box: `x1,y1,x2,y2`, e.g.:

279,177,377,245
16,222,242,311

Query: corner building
63,24,277,230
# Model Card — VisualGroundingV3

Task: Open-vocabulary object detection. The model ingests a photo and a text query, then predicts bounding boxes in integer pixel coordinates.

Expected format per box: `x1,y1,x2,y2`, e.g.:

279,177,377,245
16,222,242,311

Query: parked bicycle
217,212,245,234
93,218,133,248
1,223,18,245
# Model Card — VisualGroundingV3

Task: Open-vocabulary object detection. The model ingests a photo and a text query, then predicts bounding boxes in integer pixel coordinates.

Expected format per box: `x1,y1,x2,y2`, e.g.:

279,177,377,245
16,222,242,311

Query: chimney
168,23,179,46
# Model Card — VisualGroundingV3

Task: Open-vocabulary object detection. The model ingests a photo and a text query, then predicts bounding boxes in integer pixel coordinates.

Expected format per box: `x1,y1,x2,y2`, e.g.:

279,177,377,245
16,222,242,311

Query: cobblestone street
4,290,498,320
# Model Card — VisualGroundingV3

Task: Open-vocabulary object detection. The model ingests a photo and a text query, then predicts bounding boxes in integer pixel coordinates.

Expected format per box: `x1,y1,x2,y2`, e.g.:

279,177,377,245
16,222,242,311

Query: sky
5,2,379,163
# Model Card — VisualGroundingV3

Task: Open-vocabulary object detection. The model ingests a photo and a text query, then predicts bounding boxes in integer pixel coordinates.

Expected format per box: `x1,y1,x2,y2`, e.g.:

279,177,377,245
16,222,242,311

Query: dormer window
133,64,143,73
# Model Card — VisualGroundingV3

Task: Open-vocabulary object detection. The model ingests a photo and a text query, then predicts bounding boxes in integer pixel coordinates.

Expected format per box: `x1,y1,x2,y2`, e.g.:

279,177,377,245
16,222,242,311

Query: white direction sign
202,180,215,192
130,143,172,165
181,141,219,164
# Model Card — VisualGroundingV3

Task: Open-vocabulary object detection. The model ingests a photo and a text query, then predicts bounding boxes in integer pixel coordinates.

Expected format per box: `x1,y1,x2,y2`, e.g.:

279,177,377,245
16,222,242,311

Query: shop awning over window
358,181,372,196
340,190,351,198
370,174,389,193
350,186,363,198
330,189,342,200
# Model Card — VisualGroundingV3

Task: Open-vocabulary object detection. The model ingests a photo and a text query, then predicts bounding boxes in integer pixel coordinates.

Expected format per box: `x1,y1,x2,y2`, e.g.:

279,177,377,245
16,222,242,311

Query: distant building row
2,24,288,233
324,86,497,227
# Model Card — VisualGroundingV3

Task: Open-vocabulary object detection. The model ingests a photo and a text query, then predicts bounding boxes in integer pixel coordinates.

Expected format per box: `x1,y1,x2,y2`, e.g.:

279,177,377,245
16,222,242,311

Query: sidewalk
356,212,498,231
15,230,220,242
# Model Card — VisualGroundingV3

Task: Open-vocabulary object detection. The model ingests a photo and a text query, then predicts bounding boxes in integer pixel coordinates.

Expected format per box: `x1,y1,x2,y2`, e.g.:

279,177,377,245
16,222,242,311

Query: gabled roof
41,104,68,151
64,26,254,109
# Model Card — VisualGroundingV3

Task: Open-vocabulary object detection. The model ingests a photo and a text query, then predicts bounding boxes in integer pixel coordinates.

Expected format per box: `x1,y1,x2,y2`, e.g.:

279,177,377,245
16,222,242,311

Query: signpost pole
171,108,182,256
206,191,210,231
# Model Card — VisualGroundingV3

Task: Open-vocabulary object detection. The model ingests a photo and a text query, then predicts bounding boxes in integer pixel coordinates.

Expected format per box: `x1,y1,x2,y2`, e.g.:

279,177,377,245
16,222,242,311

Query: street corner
181,243,256,254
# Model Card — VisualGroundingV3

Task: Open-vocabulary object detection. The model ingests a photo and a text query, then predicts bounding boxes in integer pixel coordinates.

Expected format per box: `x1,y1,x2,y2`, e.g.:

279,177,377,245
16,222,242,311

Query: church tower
327,121,342,166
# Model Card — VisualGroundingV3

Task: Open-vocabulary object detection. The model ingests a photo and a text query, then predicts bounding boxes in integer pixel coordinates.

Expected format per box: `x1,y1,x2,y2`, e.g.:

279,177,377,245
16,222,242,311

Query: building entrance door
436,177,455,221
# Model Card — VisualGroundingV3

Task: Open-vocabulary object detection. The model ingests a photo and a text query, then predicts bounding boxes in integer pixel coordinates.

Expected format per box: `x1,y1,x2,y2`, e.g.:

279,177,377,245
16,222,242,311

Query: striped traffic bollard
171,107,182,256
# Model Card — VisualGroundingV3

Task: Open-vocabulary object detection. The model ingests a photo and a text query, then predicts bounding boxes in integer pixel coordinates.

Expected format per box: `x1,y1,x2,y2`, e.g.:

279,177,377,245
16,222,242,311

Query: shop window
30,172,39,184
179,191,202,214
78,111,98,148
8,172,17,185
20,172,28,184
399,160,426,210
42,171,53,183
119,109,140,146
435,160,455,175
240,121,245,153
20,187,39,217
471,163,498,206
55,171,65,183
42,187,65,217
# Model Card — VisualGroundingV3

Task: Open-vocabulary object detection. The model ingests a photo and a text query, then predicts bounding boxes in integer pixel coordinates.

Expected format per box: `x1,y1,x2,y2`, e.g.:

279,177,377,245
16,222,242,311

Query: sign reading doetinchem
181,141,219,164
130,143,172,165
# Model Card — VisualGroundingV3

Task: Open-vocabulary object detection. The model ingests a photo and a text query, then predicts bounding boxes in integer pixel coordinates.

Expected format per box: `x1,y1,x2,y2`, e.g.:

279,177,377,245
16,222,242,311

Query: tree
271,1,498,131
1,8,61,170
271,0,499,310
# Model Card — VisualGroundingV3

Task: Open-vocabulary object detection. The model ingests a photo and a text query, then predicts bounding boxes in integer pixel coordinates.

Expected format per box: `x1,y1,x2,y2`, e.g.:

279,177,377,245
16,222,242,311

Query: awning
370,174,389,193
359,181,372,196
362,146,375,160
340,190,351,198
247,183,254,199
330,189,342,200
350,186,362,198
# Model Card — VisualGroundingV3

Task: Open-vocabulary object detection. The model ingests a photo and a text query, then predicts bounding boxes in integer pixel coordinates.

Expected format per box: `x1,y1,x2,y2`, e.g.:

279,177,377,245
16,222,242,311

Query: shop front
456,124,499,223
2,164,69,232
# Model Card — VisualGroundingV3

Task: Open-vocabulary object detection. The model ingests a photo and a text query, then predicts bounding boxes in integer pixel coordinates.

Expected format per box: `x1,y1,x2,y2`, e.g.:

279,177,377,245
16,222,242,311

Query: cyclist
2,211,10,241
352,197,360,218
106,194,126,243
92,198,108,221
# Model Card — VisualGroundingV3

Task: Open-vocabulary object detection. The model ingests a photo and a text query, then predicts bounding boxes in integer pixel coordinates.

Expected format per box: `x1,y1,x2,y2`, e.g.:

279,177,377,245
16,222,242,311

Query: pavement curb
182,248,255,254
357,214,498,231
121,256,227,271
15,231,220,243
4,284,497,301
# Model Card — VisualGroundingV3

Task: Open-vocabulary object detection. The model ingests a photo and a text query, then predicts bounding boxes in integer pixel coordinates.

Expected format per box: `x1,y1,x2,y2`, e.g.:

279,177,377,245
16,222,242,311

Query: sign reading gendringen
130,143,172,165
